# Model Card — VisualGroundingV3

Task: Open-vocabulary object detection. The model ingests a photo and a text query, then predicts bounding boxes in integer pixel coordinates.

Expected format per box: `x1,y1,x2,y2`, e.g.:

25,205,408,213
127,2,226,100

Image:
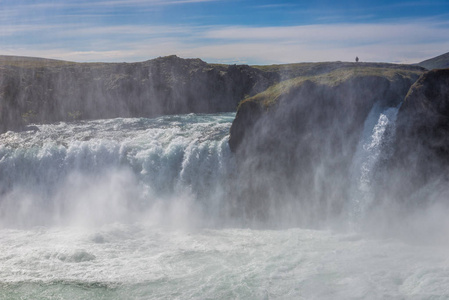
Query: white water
349,103,399,223
2,225,449,299
0,113,234,228
1,111,449,299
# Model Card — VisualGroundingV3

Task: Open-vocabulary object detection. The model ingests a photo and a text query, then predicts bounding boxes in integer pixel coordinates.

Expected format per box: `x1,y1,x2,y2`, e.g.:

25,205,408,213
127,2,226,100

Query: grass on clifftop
241,66,424,108
252,61,422,78
0,55,78,68
0,56,134,69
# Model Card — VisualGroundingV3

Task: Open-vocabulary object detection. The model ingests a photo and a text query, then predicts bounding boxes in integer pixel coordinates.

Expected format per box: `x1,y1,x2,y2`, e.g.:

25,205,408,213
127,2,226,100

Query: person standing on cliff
356,56,359,62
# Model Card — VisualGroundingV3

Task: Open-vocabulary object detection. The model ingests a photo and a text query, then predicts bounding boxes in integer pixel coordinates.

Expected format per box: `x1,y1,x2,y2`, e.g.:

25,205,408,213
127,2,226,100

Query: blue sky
0,0,448,64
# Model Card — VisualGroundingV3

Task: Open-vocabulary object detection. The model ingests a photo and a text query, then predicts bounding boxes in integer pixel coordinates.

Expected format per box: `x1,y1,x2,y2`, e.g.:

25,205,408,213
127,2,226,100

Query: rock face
376,69,449,204
0,55,276,133
396,69,449,165
228,65,424,225
230,66,423,153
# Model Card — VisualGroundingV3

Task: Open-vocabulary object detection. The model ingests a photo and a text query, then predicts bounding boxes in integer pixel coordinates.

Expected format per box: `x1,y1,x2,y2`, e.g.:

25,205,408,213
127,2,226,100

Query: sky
0,0,448,65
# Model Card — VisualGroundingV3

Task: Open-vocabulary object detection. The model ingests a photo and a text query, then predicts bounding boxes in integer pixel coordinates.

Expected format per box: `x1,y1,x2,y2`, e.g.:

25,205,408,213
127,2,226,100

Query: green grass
0,55,78,68
241,66,424,108
252,61,422,78
0,55,131,69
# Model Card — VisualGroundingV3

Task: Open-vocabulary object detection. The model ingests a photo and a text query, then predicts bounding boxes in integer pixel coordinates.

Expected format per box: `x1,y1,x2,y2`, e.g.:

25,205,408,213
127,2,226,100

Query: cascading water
0,113,235,228
348,103,399,224
1,111,449,299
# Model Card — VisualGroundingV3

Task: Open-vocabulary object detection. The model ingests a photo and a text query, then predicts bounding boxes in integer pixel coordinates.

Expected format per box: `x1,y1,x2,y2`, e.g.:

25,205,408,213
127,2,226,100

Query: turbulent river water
1,111,449,299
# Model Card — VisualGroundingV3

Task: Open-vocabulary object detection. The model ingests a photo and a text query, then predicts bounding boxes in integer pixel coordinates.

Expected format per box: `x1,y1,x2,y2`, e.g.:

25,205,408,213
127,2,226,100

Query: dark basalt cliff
375,68,449,204
0,55,276,133
227,64,424,224
396,68,449,166
229,65,423,153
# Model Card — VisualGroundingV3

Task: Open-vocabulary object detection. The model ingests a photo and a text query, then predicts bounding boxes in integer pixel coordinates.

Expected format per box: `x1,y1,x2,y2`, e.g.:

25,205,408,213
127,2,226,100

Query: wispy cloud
0,24,57,37
202,22,449,45
0,0,218,12
254,4,298,9
1,0,448,64
0,0,220,25
1,19,447,64
92,0,218,5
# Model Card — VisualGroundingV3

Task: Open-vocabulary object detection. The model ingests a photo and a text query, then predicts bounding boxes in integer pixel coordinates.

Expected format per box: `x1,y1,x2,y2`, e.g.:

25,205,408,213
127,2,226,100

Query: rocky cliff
374,68,449,207
0,55,276,133
229,64,423,153
227,64,424,224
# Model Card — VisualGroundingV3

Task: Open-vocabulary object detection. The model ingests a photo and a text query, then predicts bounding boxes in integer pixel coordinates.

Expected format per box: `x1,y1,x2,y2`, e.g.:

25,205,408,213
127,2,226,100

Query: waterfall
0,107,404,229
0,113,235,228
348,103,399,223
2,111,449,300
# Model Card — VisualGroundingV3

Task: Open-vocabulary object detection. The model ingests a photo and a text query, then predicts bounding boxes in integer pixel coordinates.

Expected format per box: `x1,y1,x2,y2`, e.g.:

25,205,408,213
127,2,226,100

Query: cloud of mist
0,165,208,229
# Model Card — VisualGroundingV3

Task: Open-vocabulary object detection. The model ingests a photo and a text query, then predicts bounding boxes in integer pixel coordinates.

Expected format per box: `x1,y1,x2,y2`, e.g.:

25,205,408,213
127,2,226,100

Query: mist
226,65,449,246
0,113,235,229
2,55,449,298
2,94,449,244
1,59,448,240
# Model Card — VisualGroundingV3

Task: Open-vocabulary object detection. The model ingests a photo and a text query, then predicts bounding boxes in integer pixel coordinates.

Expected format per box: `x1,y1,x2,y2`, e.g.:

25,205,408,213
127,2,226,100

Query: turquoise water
1,112,449,299
0,113,235,228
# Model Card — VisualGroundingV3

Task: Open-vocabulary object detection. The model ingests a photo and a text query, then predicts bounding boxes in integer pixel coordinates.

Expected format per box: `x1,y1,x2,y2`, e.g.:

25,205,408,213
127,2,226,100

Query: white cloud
92,0,218,5
202,22,449,45
1,20,448,64
50,24,193,39
0,24,56,36
0,0,218,13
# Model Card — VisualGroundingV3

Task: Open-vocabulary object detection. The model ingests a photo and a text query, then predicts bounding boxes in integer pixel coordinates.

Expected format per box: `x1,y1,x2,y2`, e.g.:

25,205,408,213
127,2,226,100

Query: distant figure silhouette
356,56,359,63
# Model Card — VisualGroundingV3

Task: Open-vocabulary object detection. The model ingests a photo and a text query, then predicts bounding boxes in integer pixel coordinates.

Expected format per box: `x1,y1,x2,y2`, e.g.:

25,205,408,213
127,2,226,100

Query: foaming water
1,225,449,299
349,104,399,223
2,111,449,299
0,113,235,228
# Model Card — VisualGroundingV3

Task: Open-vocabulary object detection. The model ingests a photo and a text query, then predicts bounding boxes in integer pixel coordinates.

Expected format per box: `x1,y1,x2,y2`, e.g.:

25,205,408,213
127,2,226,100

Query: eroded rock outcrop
228,65,424,225
396,69,449,165
229,65,423,153
375,68,449,205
